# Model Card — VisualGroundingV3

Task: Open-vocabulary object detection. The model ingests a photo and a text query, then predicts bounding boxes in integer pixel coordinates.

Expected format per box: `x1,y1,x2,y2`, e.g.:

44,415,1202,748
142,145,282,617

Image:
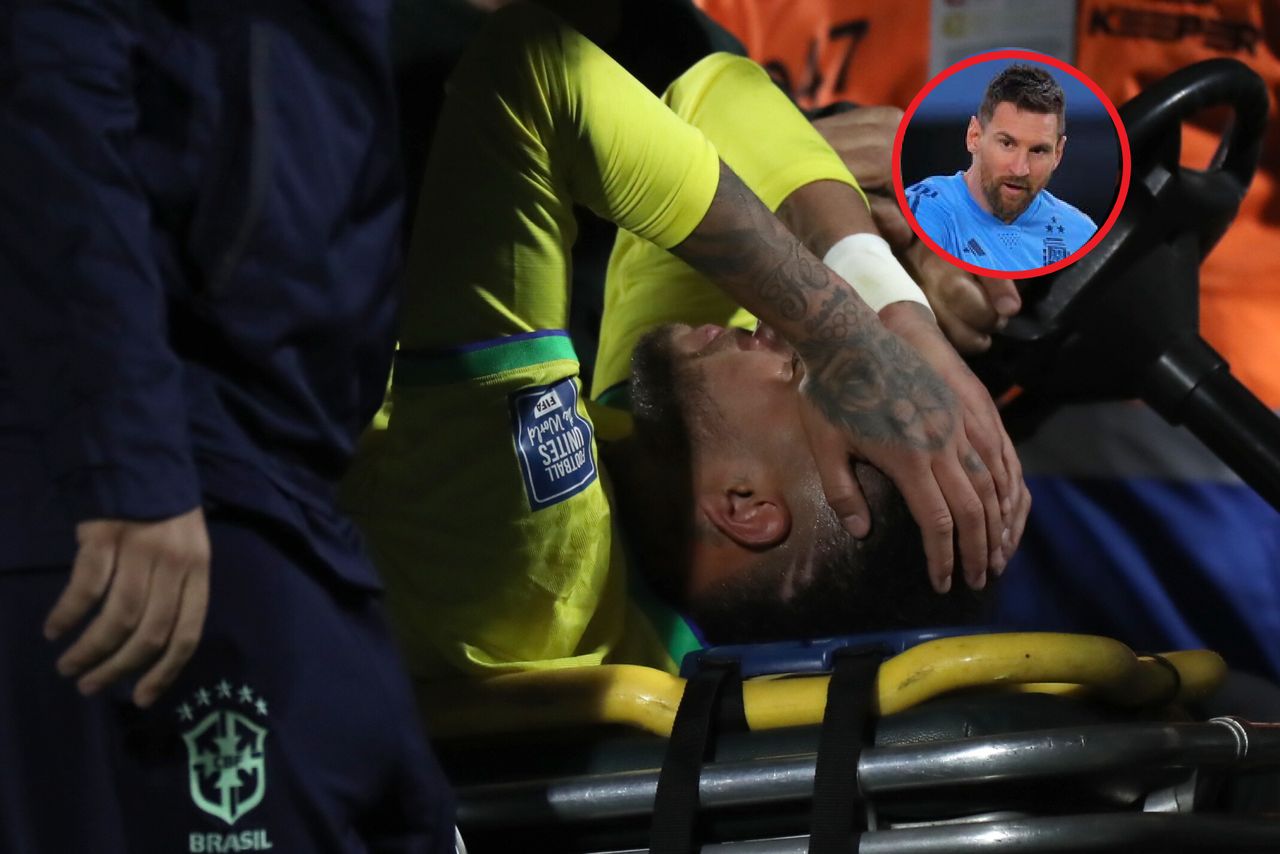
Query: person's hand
866,193,915,251
811,106,903,193
879,301,1030,586
44,507,211,708
811,104,1021,344
793,315,1006,593
811,106,916,252
901,239,1022,353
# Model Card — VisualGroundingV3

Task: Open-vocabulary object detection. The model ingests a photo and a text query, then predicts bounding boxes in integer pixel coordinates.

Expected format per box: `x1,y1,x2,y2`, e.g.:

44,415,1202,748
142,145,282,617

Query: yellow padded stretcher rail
420,633,1227,738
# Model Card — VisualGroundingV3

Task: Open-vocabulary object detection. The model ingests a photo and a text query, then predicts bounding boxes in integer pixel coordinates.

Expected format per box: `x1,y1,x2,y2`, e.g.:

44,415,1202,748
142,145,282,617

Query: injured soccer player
606,320,990,645
341,3,1028,681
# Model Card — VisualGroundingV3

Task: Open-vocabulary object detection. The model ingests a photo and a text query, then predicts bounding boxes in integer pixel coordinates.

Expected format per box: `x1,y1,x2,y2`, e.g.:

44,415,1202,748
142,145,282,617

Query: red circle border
891,49,1132,280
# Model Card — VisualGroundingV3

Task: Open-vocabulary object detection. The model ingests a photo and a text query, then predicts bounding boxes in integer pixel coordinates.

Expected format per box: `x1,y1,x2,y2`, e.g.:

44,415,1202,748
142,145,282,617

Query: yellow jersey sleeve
593,52,866,400
398,2,722,351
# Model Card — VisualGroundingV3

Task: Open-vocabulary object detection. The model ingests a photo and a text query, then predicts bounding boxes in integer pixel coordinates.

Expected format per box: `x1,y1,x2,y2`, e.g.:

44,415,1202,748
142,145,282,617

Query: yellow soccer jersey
343,5,711,679
593,52,867,404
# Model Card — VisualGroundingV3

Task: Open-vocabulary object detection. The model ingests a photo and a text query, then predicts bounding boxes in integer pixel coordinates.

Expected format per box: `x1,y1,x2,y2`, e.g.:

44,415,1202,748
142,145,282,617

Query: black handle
1144,337,1280,511
1120,57,1268,192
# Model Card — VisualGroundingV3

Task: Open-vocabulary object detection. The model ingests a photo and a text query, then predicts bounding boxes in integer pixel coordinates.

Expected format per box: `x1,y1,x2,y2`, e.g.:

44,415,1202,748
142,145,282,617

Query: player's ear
1054,133,1066,168
966,116,982,154
701,484,791,549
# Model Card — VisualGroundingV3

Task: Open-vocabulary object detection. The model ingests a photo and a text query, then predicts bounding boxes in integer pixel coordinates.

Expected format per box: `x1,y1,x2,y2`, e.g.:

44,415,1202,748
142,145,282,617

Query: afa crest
1042,236,1069,266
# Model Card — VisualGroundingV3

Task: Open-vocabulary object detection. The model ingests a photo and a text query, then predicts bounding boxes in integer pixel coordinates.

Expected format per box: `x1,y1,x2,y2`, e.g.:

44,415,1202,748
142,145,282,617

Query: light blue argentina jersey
906,172,1097,271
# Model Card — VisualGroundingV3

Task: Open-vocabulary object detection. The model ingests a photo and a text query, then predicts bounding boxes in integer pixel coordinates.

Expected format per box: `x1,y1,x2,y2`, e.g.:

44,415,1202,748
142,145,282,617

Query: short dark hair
978,64,1065,135
688,465,992,644
611,329,701,606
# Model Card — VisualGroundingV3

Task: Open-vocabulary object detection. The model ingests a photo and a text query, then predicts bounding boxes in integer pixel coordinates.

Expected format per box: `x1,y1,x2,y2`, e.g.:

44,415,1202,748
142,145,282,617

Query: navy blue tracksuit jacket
0,0,403,586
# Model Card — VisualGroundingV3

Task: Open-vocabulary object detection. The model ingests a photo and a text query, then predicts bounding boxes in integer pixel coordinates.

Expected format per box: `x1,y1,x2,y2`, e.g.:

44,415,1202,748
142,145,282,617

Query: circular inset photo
893,49,1130,278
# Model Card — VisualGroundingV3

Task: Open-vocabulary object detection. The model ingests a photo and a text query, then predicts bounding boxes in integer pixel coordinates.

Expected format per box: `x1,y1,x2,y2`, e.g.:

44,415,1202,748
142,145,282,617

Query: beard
980,163,1044,223
630,324,724,444
630,325,687,429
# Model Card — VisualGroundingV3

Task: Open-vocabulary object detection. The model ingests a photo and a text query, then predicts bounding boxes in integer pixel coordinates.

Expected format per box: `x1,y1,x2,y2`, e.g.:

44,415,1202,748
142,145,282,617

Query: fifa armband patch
510,377,598,511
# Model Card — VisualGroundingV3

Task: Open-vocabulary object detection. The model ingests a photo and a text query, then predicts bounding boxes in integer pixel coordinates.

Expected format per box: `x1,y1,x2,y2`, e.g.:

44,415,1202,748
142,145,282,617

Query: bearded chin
983,172,1033,223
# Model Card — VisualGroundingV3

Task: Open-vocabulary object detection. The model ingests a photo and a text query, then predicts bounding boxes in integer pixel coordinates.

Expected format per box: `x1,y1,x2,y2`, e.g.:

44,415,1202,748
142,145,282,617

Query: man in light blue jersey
906,64,1097,272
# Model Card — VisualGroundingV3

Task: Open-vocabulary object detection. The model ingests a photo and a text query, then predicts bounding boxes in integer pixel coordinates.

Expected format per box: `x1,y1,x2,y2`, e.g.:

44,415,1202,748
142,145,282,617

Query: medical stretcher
429,631,1279,852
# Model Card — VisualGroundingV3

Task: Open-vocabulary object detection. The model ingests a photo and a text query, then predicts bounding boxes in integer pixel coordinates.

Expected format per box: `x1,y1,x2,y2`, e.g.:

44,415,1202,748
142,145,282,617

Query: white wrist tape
822,233,933,317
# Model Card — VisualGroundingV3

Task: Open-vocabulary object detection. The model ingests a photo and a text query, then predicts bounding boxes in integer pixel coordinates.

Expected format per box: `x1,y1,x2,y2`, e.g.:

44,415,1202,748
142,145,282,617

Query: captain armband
821,233,934,317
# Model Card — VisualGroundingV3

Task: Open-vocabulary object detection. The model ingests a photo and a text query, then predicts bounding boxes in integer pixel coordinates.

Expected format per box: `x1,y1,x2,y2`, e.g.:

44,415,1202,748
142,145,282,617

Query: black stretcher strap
649,657,747,854
808,647,884,854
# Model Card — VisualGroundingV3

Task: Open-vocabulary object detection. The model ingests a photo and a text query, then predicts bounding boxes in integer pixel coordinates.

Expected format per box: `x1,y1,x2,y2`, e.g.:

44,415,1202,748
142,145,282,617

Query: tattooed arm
671,162,1003,589
774,177,1030,582
877,299,1031,577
